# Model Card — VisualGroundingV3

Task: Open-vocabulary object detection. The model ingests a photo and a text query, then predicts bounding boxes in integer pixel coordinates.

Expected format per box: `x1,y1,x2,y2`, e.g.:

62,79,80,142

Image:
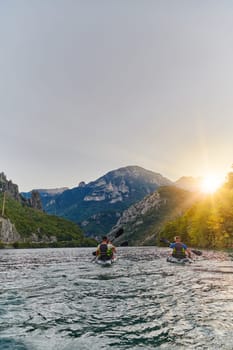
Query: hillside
175,176,203,192
108,186,200,246
0,192,95,248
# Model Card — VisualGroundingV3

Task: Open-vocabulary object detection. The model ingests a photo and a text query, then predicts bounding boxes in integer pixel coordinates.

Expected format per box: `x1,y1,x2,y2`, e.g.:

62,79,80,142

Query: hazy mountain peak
94,165,173,186
175,176,202,192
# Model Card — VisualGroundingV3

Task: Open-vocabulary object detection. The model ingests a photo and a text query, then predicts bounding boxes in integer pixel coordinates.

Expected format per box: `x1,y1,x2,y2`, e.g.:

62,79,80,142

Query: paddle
92,227,125,256
114,227,124,239
120,241,128,247
160,238,202,256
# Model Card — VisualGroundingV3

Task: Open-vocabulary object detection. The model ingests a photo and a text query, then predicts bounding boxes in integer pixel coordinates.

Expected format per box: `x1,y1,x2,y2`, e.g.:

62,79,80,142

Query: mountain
0,173,95,248
113,170,233,250
21,187,68,200
0,172,24,202
23,166,173,238
175,176,203,192
0,172,43,210
108,186,200,246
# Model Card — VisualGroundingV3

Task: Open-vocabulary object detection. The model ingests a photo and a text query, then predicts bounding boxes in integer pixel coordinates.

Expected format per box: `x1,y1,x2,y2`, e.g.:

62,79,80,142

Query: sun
200,175,223,194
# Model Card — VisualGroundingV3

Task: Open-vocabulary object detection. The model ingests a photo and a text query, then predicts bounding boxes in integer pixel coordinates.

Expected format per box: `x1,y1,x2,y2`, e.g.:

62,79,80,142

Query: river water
0,247,233,350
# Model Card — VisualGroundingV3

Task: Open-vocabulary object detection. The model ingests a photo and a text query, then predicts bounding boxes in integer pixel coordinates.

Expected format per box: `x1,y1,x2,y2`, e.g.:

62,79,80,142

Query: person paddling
169,236,192,259
96,236,116,261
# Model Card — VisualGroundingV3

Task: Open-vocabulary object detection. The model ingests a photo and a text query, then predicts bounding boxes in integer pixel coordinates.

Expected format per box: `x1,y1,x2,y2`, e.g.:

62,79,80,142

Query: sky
1,0,233,192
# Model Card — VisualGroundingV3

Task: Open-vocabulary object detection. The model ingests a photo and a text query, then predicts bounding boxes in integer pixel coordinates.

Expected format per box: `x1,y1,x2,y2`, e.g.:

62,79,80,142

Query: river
0,247,233,349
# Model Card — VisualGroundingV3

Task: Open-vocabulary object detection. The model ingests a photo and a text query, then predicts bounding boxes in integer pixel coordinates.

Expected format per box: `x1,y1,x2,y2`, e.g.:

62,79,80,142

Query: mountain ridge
21,166,203,238
30,165,173,237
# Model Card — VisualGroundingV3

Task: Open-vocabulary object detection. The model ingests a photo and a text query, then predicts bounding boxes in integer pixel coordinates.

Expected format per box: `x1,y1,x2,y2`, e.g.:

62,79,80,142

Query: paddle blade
92,251,97,256
120,241,128,247
160,238,170,245
191,249,202,256
114,228,124,238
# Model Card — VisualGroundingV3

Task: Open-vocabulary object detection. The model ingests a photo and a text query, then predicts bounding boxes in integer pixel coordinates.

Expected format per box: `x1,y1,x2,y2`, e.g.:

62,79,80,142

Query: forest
160,171,233,249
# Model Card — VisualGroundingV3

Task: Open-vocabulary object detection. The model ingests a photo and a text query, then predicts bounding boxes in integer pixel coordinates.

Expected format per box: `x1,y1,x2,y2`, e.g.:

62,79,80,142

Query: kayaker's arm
96,245,100,256
186,247,192,259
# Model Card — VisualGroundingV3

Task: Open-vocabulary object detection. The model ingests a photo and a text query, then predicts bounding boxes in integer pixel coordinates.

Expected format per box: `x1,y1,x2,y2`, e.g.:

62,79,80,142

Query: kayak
167,256,192,265
95,257,116,266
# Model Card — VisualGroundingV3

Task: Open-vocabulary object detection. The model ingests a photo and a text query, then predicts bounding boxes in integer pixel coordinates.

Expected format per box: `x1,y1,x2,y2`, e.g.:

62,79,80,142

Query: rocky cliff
114,191,162,228
109,186,199,246
0,172,21,201
0,172,43,210
0,217,20,243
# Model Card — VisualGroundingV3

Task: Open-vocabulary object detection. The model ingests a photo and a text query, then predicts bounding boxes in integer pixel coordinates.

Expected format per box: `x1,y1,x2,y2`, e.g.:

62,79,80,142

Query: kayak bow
95,257,116,266
166,255,193,264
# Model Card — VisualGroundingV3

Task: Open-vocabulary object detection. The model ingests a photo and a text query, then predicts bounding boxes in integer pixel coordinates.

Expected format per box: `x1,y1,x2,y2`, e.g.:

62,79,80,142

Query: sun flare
200,175,223,194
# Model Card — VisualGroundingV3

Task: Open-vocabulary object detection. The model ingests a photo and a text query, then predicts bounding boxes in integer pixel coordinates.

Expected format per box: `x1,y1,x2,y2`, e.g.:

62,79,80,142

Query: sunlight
200,174,224,194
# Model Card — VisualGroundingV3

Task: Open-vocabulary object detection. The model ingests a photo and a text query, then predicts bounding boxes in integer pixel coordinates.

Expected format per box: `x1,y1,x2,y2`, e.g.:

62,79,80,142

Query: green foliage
160,172,233,249
0,193,96,248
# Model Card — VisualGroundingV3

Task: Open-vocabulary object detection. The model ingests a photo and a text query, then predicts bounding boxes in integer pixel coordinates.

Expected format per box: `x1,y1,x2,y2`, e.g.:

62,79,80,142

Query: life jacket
172,242,186,259
99,243,112,260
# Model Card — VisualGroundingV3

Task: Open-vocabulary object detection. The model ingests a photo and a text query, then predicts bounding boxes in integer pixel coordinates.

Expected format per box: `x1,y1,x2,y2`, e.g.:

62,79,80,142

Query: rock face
81,166,172,204
0,217,20,243
108,190,164,243
0,172,43,210
0,172,21,201
109,186,198,246
30,190,43,210
115,191,162,227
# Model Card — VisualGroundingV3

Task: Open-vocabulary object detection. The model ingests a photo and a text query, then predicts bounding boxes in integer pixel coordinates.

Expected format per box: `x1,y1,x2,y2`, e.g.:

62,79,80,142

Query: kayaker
96,236,116,260
169,236,192,259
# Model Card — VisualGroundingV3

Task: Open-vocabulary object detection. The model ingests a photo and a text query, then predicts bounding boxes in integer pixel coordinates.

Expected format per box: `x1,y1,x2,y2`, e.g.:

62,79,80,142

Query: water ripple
0,247,233,349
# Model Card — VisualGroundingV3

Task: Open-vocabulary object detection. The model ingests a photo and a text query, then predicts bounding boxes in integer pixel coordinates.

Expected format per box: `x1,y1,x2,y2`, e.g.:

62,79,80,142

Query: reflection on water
0,247,233,349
